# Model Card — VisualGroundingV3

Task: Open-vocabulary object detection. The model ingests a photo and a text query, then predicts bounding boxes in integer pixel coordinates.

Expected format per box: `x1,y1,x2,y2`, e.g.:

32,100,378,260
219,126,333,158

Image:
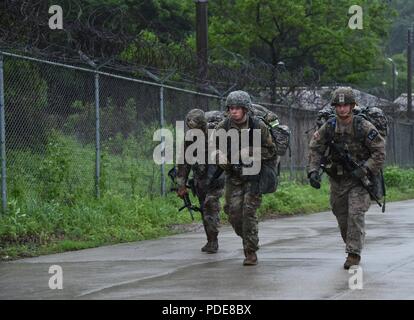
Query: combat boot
201,241,210,252
201,240,218,254
243,250,258,266
207,240,218,254
343,253,361,270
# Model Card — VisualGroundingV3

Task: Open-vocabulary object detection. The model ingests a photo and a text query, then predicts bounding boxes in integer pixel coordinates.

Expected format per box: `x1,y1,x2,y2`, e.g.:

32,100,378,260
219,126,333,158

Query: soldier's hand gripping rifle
167,167,202,221
327,142,384,211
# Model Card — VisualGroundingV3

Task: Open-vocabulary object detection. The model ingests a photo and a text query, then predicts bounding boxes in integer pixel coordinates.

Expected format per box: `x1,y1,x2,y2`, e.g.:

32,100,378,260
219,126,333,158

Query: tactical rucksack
221,104,290,195
206,104,290,194
205,110,226,129
221,115,278,194
316,105,388,139
251,104,291,157
358,106,388,138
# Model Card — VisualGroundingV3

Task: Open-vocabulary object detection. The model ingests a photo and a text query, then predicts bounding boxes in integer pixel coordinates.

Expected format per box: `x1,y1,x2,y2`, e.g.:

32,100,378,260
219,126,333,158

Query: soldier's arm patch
367,129,379,141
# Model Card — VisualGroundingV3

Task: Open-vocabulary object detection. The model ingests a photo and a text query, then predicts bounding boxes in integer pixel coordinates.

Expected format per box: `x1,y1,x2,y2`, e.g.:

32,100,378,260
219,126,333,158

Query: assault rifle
327,142,385,212
167,167,202,221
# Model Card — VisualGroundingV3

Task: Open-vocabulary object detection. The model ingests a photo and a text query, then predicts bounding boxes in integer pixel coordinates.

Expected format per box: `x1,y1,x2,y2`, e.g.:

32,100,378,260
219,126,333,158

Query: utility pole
408,29,413,119
387,58,397,101
195,0,208,108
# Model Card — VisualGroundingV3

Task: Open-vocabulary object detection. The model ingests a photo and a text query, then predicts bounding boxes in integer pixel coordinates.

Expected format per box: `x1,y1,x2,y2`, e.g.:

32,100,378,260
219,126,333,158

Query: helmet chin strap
337,114,352,121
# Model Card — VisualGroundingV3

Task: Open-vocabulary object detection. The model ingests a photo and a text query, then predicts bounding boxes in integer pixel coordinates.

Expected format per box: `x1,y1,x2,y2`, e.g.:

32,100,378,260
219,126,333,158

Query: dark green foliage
4,59,49,150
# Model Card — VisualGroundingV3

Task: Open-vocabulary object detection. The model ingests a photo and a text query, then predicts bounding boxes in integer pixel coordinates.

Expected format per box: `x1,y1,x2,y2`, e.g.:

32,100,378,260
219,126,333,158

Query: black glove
308,171,321,189
351,166,367,180
231,164,243,175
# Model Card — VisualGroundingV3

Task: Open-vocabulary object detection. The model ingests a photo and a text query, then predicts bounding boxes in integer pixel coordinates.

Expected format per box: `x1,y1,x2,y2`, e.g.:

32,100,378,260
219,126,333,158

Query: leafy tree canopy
208,0,395,84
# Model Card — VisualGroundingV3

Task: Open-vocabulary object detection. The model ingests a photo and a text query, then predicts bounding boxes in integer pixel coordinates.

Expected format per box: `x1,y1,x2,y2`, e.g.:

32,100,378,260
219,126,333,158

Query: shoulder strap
249,115,261,129
325,117,336,142
352,115,365,142
224,117,231,131
248,116,260,147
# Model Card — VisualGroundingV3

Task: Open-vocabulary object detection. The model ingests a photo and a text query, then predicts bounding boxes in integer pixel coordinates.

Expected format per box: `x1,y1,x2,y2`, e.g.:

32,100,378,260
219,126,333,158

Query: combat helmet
185,108,207,129
330,87,357,106
225,90,252,112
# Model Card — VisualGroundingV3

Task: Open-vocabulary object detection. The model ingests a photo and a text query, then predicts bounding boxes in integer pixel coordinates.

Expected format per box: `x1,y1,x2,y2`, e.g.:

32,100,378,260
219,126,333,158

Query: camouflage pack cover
185,108,207,129
359,106,388,138
251,103,279,123
205,110,225,129
271,124,291,156
251,104,290,156
316,106,335,128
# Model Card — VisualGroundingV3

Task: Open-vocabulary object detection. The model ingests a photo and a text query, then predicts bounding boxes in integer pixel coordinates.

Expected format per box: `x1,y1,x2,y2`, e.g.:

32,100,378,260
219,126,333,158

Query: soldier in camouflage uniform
215,91,277,266
176,109,225,253
307,87,386,269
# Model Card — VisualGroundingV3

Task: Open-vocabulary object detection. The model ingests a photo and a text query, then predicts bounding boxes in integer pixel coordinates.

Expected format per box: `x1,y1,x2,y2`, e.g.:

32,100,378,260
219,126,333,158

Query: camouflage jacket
214,114,277,174
176,128,224,189
308,115,386,176
176,128,205,188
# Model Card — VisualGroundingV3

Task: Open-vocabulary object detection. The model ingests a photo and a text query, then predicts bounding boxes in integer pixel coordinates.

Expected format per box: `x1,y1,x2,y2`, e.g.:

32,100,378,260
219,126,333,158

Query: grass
0,130,413,261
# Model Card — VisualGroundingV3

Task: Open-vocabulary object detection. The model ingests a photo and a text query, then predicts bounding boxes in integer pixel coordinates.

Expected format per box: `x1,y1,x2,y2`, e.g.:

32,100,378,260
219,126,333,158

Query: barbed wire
1,0,400,105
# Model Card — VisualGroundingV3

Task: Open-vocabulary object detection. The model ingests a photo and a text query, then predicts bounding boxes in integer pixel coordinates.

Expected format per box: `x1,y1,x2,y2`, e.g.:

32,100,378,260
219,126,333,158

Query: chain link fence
0,51,225,212
0,51,414,212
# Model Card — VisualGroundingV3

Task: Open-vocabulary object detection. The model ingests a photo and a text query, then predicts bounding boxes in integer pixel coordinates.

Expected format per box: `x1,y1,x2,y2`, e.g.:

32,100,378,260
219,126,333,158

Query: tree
387,0,414,55
208,0,394,101
0,0,193,60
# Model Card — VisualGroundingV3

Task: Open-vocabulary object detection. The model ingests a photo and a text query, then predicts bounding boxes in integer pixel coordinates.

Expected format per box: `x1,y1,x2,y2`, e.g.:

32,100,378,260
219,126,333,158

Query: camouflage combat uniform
307,88,386,259
215,91,277,262
176,109,224,253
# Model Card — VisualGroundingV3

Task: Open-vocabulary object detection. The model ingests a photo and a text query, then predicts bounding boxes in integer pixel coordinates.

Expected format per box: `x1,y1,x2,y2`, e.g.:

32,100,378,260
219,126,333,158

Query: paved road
1,200,414,300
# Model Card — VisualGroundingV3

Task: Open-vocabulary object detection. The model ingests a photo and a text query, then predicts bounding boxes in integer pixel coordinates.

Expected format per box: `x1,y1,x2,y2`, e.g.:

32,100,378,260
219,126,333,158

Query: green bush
260,180,330,216
383,166,414,189
1,128,413,260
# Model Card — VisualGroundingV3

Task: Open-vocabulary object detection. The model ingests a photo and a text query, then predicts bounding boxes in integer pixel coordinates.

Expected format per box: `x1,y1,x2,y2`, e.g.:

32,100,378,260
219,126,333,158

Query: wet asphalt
1,200,413,300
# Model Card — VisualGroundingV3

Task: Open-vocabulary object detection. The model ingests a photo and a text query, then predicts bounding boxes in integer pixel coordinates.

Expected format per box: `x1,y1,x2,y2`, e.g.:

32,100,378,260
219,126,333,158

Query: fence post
392,117,397,165
0,54,6,213
95,72,100,198
289,104,294,180
160,85,166,196
0,53,7,213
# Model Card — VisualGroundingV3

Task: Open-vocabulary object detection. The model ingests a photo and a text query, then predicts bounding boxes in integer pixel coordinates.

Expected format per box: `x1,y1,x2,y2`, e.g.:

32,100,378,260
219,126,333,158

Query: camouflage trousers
223,177,261,252
330,176,371,255
195,179,223,241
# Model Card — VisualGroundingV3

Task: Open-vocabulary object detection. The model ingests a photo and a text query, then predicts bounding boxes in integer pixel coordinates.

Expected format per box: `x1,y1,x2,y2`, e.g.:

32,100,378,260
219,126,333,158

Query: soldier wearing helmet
176,109,224,254
330,87,357,122
330,87,357,106
214,90,277,266
307,87,386,269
